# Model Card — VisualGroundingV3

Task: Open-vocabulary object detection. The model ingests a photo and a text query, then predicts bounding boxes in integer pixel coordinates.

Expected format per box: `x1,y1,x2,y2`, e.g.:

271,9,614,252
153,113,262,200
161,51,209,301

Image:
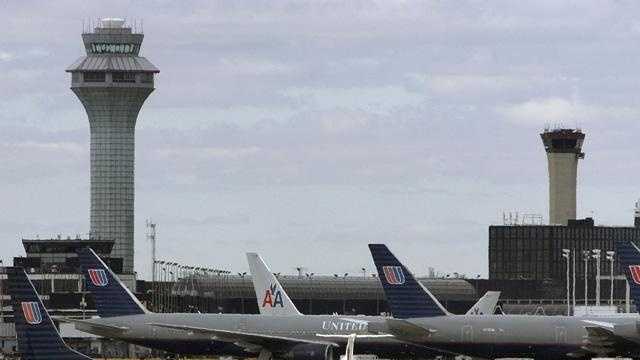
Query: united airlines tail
246,252,302,316
77,247,148,317
368,244,449,319
615,240,640,312
6,267,93,360
465,291,501,315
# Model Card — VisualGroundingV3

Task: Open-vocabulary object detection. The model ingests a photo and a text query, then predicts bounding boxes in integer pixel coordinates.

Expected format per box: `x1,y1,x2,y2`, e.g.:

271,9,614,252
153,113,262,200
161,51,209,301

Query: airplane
71,247,452,360
368,243,640,360
6,266,92,360
245,252,500,358
246,252,501,317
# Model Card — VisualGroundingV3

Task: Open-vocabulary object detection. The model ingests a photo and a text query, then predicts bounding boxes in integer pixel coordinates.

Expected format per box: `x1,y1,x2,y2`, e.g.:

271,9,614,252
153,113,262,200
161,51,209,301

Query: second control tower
540,128,585,225
66,18,159,273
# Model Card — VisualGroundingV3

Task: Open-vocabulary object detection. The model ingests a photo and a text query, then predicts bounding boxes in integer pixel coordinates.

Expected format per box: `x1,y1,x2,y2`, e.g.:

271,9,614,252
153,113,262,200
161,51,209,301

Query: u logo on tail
383,266,405,285
88,269,108,287
629,265,640,285
21,301,43,325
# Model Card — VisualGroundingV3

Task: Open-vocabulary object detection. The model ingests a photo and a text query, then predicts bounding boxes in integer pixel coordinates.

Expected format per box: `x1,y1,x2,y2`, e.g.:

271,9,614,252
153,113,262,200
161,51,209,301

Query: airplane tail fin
615,240,640,312
246,252,302,316
465,291,501,315
77,247,148,317
6,267,93,360
368,244,449,318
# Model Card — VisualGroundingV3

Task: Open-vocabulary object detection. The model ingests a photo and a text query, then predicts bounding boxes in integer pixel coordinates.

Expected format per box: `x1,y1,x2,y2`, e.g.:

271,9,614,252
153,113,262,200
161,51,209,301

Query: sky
2,1,640,280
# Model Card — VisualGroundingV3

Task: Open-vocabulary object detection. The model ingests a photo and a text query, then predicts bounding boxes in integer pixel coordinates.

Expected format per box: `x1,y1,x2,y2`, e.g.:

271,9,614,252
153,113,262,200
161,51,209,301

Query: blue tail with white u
369,244,449,319
615,240,640,313
6,266,93,360
78,247,148,317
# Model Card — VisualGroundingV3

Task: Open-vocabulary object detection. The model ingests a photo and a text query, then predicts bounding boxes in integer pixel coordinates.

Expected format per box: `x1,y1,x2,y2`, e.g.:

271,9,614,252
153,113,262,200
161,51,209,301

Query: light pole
583,250,590,307
592,249,601,307
606,251,615,307
562,249,570,315
572,248,576,311
238,272,247,313
305,273,315,313
342,273,349,314
0,259,3,323
161,267,167,312
361,267,367,279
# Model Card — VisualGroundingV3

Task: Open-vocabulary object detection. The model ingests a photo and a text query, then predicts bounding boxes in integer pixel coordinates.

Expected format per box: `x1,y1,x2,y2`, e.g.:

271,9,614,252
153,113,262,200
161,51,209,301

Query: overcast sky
2,1,640,279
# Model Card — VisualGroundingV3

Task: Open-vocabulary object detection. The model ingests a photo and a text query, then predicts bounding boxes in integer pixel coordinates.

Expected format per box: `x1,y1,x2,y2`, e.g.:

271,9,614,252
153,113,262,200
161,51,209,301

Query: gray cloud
2,1,640,278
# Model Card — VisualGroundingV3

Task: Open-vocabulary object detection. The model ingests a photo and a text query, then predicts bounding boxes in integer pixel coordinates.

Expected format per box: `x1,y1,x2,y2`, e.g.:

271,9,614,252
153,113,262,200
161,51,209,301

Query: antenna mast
146,219,157,281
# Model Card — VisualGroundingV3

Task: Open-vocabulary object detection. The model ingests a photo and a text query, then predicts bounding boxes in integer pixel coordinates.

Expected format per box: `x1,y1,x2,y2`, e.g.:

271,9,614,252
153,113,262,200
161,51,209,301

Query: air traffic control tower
66,18,159,274
540,128,585,225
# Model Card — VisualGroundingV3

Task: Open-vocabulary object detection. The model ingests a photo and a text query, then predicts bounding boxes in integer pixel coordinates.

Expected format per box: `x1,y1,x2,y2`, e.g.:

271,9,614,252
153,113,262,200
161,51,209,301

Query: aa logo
21,302,43,325
88,269,108,287
262,283,284,308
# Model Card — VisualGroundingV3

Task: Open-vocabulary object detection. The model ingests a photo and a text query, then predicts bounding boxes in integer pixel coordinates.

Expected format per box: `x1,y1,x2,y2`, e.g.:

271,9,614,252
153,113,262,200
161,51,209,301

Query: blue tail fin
77,247,147,317
615,240,640,313
6,267,93,360
369,244,448,318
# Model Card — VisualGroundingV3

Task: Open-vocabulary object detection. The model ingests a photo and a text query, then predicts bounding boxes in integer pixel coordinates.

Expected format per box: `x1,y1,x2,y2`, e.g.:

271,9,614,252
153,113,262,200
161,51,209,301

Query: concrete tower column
66,18,159,273
540,129,585,225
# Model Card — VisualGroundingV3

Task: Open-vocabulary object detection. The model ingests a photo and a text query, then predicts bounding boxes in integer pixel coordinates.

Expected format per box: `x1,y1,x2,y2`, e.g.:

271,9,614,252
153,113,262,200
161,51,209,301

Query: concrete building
540,128,585,225
66,18,159,274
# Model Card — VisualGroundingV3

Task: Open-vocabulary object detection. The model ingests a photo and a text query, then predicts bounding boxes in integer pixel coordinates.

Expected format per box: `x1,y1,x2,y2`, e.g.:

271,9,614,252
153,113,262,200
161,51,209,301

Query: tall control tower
540,128,585,225
66,18,159,274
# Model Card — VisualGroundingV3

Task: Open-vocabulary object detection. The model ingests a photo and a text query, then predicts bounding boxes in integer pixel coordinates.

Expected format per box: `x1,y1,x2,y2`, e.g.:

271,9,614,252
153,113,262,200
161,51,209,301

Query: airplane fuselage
75,312,446,358
402,314,640,359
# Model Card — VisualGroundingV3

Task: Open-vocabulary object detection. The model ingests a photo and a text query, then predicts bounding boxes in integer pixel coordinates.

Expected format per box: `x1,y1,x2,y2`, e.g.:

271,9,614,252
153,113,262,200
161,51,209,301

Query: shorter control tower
540,128,585,225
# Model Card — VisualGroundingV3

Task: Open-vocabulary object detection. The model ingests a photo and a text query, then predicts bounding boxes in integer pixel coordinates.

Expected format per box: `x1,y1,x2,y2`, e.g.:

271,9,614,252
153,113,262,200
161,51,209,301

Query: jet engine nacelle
283,344,336,360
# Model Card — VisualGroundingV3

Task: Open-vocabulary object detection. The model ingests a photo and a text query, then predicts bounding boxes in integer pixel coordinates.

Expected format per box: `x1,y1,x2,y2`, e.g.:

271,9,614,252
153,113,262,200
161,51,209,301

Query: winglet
77,247,148,317
368,244,449,318
615,240,640,313
465,291,501,315
6,267,93,360
246,252,302,316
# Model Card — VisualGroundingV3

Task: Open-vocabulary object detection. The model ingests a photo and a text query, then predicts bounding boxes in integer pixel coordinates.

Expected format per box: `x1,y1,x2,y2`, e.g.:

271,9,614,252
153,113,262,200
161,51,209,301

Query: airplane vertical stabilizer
465,291,501,315
78,247,148,317
6,267,93,360
615,240,640,313
368,244,449,318
247,252,302,316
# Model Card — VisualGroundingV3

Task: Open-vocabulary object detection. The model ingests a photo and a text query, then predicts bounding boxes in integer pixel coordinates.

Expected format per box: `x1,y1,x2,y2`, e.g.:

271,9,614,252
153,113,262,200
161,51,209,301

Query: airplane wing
384,318,437,342
148,322,339,353
571,322,640,358
54,316,130,336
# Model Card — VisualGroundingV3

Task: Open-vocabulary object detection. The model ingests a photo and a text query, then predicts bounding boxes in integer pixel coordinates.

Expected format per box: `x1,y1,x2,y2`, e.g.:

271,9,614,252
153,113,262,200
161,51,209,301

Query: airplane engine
283,344,336,360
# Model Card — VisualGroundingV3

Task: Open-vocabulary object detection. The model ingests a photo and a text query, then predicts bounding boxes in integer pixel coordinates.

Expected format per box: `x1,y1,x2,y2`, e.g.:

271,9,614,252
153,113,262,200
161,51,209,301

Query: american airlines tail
615,240,640,312
465,291,501,315
77,247,148,318
6,267,93,360
368,244,449,319
246,252,302,316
